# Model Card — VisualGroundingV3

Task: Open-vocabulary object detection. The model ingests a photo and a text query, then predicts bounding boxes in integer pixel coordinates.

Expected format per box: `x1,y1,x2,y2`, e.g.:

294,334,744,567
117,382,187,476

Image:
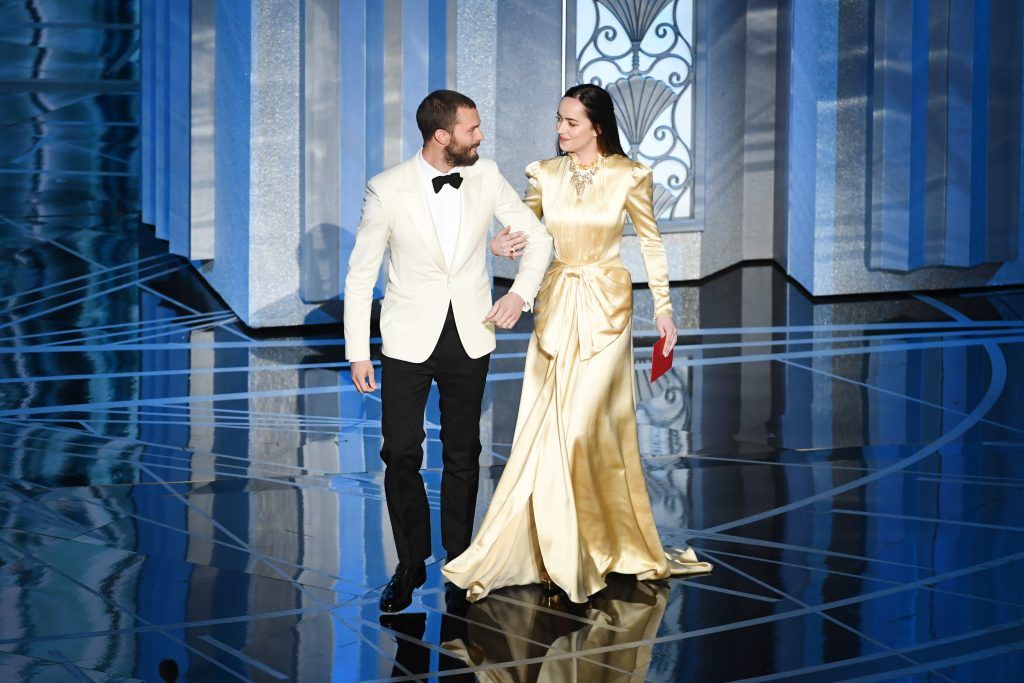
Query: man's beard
444,140,479,167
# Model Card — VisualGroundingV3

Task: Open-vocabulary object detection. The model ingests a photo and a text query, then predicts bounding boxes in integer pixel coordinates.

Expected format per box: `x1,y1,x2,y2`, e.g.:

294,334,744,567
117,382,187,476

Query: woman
443,84,710,604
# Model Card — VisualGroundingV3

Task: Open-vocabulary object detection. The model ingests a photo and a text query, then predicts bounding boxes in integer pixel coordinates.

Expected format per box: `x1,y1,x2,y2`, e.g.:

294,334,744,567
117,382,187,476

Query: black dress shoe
379,563,427,613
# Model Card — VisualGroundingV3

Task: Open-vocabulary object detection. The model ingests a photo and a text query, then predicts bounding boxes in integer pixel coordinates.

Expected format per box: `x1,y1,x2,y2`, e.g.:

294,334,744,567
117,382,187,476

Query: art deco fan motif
605,76,676,154
596,0,674,44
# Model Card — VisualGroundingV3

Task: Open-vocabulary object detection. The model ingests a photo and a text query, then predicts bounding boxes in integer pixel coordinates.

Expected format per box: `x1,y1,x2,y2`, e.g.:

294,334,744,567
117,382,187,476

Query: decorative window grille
574,0,696,222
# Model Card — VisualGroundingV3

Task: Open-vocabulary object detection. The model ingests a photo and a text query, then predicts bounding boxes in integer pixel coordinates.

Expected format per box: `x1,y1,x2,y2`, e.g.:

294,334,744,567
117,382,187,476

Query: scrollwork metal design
576,0,695,221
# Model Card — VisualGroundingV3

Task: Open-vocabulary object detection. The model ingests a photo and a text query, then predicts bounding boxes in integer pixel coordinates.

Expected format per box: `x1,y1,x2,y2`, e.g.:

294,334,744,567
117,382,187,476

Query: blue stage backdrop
141,1,1024,327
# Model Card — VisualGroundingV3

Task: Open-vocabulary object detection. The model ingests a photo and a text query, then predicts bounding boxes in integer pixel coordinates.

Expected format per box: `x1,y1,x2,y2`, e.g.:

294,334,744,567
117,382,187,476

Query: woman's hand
655,315,676,356
490,225,529,259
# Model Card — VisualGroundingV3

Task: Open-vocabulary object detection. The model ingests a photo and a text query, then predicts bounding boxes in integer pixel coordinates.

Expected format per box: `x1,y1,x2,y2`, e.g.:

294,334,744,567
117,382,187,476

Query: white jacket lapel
398,157,448,271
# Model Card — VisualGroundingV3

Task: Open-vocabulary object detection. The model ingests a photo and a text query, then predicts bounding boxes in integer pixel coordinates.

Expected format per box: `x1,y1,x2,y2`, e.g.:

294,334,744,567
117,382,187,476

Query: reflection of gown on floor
442,578,670,682
443,155,710,604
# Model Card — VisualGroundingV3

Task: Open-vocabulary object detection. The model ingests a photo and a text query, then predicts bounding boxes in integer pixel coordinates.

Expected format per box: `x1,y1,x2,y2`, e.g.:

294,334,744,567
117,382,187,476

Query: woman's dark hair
559,83,626,157
416,89,477,143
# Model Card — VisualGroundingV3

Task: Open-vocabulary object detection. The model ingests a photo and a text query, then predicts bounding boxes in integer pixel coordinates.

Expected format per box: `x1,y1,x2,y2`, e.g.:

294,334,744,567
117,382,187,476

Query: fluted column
784,0,1024,295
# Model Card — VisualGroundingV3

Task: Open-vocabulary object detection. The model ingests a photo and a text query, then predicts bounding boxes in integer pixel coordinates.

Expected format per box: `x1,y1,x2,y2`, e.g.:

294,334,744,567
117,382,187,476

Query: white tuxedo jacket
344,154,552,363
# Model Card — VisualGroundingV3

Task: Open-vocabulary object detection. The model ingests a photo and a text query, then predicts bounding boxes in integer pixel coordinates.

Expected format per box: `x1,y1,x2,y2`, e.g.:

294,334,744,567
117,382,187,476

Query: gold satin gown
443,154,711,604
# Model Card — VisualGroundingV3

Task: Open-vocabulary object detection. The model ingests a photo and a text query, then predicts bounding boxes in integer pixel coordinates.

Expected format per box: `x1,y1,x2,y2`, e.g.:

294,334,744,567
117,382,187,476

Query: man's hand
490,226,529,259
350,360,378,393
484,292,525,329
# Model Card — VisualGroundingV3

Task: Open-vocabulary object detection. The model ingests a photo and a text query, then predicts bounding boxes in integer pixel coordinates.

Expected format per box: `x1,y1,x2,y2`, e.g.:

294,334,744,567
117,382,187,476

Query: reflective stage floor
4,23,1024,683
6,226,1024,682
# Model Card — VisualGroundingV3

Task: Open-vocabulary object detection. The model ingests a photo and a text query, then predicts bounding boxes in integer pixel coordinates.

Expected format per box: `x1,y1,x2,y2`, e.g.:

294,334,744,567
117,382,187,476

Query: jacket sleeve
625,163,673,319
342,180,390,361
492,162,552,311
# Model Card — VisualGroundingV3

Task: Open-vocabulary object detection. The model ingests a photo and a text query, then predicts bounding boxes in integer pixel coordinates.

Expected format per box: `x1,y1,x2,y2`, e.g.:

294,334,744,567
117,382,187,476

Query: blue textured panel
153,0,169,240
401,2,430,160
922,0,950,267
141,0,155,225
364,1,384,179
167,0,190,258
969,0,990,266
872,0,913,271
340,0,367,251
984,0,1021,264
908,0,929,271
428,0,449,92
213,0,251,314
786,0,820,290
944,0,974,267
340,0,384,301
813,0,838,295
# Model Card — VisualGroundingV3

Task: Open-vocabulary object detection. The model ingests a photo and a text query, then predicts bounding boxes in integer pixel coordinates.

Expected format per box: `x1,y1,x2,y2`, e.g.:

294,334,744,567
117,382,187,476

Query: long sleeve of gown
523,160,544,219
624,163,673,319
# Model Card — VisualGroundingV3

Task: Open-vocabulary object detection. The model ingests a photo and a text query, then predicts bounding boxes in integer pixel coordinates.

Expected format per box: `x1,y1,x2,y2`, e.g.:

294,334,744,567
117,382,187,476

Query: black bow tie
432,172,463,193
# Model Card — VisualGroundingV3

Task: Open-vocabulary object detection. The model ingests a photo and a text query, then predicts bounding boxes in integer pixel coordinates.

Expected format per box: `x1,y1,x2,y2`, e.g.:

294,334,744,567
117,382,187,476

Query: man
344,89,552,612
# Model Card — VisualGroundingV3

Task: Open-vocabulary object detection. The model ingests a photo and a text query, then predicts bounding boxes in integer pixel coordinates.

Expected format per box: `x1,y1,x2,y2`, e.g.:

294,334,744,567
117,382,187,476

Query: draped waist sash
533,256,633,360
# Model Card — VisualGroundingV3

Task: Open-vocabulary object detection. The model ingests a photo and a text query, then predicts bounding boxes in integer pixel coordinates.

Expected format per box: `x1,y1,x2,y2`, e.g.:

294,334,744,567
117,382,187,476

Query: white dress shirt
418,151,461,268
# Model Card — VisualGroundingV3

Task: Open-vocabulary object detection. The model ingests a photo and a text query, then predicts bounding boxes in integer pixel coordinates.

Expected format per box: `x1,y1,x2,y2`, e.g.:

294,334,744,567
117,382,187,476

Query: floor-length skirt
443,295,710,603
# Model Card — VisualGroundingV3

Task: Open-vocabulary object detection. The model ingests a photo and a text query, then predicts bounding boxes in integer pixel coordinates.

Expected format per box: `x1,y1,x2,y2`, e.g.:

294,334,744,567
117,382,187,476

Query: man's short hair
416,90,477,143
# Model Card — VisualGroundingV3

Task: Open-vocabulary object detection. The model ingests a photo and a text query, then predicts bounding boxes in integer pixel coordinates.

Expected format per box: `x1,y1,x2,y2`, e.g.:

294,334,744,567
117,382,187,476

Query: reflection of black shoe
379,613,428,677
379,611,426,634
439,584,474,680
443,582,469,616
379,563,427,613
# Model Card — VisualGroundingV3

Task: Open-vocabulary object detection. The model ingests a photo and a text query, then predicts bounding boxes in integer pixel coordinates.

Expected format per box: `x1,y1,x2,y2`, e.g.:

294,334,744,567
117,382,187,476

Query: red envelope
651,337,674,382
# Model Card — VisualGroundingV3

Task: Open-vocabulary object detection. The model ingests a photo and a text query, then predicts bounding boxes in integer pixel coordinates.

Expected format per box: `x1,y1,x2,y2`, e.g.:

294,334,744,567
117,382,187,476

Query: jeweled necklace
569,154,602,198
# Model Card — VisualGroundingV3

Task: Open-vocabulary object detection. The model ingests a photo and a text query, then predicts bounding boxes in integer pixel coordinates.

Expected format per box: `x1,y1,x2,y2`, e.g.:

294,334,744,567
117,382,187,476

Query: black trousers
380,305,490,567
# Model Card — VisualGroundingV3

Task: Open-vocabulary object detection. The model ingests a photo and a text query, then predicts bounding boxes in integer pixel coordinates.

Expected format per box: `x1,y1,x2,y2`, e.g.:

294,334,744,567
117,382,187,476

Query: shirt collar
418,150,459,181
